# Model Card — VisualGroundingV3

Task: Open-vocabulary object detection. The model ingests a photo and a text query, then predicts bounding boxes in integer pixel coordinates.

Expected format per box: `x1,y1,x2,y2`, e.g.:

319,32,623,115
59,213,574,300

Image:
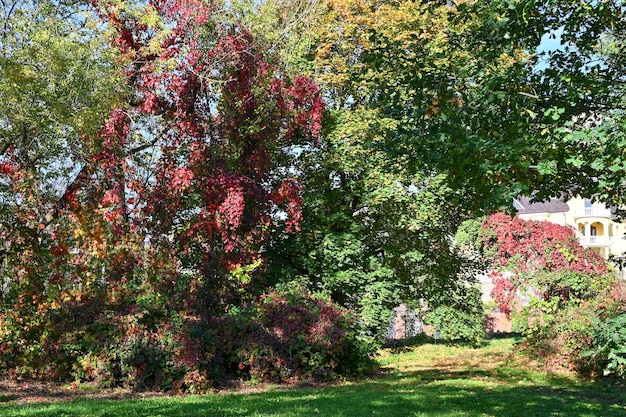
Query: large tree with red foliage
1,0,322,305
0,0,326,387
92,0,322,278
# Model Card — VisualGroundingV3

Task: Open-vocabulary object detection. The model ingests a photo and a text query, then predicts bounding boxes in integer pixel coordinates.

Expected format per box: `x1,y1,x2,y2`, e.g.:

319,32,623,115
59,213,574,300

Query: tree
87,0,324,301
264,0,625,345
0,0,328,387
458,213,625,375
262,0,530,340
460,213,611,316
0,0,121,304
312,0,626,213
0,0,323,307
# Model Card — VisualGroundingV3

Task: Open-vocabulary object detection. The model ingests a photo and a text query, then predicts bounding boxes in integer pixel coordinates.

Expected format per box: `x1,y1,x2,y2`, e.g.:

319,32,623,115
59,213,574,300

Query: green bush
424,305,485,347
516,296,593,371
422,284,485,347
580,285,626,378
517,282,626,377
584,314,626,377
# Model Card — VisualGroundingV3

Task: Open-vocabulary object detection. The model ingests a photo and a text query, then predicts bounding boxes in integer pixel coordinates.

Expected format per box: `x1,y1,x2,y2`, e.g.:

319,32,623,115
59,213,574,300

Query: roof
515,196,570,214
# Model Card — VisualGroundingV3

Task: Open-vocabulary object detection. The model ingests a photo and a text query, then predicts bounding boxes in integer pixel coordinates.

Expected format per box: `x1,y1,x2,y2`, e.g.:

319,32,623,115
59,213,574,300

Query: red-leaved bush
480,213,609,316
219,285,371,383
0,284,371,391
473,213,625,377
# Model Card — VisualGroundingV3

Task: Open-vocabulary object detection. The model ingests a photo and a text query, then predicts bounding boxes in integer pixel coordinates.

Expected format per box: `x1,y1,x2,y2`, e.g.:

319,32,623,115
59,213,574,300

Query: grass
1,337,625,417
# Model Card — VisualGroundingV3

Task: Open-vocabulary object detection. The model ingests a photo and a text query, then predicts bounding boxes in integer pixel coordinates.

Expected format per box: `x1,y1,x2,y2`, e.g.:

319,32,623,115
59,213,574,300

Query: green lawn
1,337,624,417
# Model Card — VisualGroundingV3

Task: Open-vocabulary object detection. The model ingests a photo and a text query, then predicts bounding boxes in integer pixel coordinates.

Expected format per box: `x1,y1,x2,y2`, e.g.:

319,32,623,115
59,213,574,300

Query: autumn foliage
471,213,626,376
2,0,626,390
89,0,323,273
0,0,356,391
479,213,609,316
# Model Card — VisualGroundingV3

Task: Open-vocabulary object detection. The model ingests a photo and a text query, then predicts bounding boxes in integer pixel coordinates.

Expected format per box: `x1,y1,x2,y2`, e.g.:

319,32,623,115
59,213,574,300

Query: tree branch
40,163,92,227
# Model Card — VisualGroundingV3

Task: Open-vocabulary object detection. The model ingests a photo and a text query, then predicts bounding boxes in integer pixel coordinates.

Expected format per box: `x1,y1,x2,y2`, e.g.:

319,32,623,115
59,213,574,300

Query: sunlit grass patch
1,337,624,417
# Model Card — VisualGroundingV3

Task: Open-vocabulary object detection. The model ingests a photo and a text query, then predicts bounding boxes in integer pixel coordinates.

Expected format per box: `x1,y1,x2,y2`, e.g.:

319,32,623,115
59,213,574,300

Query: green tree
312,0,626,212
0,0,121,301
265,0,626,344
230,0,506,343
226,0,324,75
266,103,482,344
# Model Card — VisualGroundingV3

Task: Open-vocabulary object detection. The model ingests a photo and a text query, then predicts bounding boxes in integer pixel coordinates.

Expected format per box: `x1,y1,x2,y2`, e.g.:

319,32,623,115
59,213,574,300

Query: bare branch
40,163,92,227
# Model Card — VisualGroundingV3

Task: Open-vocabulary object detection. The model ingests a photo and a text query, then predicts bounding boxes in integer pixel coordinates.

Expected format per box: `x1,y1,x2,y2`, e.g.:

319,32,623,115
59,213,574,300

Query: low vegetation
1,337,624,417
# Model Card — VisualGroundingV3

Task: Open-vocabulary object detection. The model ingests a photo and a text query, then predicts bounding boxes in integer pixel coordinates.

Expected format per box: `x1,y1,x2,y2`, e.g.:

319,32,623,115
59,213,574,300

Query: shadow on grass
2,336,623,417
384,333,434,351
2,369,624,417
0,394,19,403
485,331,524,340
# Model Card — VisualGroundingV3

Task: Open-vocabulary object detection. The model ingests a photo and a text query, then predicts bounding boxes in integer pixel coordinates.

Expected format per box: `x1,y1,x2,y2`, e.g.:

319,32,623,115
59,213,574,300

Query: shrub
424,306,483,347
223,285,373,382
516,296,594,371
581,284,626,377
584,314,626,377
0,282,372,391
424,306,485,347
423,285,485,347
0,288,218,393
517,282,626,377
463,213,626,378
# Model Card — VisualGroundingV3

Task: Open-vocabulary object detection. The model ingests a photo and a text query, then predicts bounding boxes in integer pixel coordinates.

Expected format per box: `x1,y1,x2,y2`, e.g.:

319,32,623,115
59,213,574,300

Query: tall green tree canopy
312,0,625,211
259,0,626,340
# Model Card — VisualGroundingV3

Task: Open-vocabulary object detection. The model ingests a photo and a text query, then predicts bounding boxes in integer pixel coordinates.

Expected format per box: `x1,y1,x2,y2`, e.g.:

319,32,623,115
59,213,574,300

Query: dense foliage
262,0,624,347
423,286,485,348
1,0,625,389
471,213,610,316
459,214,626,377
223,284,370,382
0,0,349,390
297,0,625,220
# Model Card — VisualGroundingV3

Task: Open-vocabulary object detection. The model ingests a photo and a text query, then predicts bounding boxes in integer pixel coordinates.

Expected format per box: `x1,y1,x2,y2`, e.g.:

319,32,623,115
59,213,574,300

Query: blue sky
535,27,565,71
